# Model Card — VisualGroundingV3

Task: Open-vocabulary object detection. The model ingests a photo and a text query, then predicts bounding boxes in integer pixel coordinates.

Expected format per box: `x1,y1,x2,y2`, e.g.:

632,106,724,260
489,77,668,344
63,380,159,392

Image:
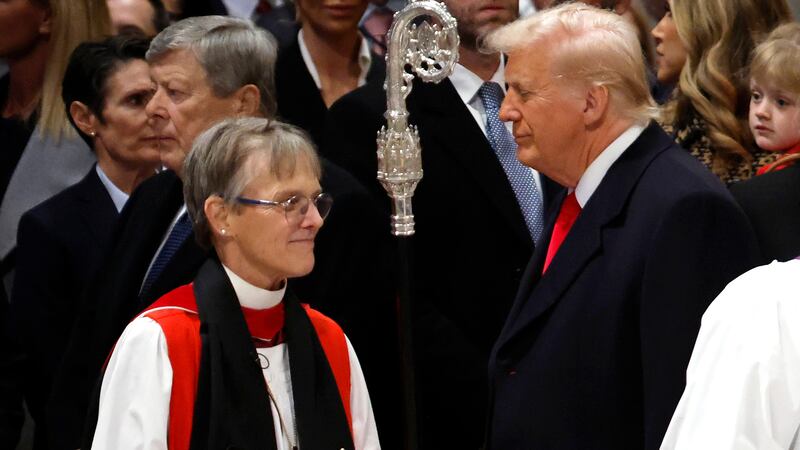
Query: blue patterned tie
478,81,545,244
140,212,193,298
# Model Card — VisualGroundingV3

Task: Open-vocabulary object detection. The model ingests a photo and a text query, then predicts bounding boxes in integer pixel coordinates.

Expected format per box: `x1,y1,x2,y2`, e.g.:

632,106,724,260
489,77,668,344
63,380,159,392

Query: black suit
324,77,561,449
8,167,118,449
488,123,760,450
730,164,800,263
255,4,299,49
47,170,206,449
275,33,386,145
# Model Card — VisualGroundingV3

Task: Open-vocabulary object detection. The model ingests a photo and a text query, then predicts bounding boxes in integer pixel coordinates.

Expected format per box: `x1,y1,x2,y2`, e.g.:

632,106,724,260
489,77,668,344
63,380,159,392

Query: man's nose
499,94,520,123
145,88,168,121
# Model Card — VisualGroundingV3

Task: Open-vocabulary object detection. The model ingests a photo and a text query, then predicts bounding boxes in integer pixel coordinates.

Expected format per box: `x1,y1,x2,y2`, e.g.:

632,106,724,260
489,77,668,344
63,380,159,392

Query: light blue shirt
95,164,129,213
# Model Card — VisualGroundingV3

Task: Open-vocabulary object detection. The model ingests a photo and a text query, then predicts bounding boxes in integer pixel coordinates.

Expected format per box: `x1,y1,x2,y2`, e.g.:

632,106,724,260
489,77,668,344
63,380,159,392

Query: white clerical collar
574,123,647,208
222,264,286,310
95,164,129,213
297,28,372,90
449,57,506,107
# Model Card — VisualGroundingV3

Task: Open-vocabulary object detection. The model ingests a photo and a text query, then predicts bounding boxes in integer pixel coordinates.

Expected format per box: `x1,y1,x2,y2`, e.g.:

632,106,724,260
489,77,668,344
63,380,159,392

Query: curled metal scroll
377,0,459,236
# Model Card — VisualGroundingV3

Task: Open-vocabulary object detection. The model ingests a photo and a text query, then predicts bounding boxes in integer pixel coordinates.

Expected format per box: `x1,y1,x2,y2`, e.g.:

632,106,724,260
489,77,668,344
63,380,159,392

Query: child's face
749,79,800,152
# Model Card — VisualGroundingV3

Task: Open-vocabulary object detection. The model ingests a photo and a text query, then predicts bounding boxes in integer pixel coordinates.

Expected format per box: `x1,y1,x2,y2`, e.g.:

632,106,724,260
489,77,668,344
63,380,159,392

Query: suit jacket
487,123,760,450
8,166,118,449
730,163,800,264
0,126,94,284
255,3,298,49
324,77,562,449
47,170,206,449
274,33,386,146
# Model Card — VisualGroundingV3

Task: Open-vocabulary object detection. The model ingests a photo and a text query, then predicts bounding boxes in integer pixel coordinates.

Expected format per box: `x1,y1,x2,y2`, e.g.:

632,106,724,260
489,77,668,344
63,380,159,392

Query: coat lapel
73,167,119,245
410,79,533,245
496,123,674,353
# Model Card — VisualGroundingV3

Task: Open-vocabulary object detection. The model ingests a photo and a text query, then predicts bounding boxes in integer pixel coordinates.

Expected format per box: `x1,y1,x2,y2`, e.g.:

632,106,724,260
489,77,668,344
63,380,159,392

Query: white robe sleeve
661,261,800,450
346,336,381,450
91,317,172,450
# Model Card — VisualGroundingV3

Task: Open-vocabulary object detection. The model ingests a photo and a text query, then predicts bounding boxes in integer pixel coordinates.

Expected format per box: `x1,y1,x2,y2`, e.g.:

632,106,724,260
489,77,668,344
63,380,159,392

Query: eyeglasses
234,192,333,225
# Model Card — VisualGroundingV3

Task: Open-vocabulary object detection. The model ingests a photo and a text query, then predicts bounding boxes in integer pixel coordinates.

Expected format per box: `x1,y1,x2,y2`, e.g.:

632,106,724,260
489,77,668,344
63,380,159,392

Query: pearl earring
220,228,227,235
89,131,96,137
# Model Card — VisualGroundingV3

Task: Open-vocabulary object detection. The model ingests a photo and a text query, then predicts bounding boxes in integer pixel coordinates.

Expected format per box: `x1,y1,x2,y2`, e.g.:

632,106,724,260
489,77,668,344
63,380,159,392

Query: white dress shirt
574,123,646,207
298,29,372,90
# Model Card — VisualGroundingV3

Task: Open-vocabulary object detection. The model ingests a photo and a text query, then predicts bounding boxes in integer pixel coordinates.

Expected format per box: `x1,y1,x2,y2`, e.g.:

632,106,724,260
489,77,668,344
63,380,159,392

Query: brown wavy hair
664,0,790,176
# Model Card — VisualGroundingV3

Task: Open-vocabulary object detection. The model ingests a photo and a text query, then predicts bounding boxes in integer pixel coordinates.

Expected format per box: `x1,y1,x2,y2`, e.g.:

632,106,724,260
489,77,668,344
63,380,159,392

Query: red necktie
542,192,581,273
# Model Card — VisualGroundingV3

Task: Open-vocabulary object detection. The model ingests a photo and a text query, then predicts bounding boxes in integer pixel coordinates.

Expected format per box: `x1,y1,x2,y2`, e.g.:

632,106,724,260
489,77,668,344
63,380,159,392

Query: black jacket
730,163,800,263
324,77,562,449
488,123,759,449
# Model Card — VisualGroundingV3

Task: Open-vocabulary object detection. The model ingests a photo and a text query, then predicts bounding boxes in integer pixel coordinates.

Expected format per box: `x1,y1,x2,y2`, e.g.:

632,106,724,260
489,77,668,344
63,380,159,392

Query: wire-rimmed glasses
235,192,333,225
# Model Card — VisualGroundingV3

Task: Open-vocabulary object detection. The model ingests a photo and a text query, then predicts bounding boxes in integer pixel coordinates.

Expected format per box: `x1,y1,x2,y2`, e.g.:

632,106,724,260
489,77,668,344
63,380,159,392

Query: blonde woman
652,0,791,185
0,0,111,296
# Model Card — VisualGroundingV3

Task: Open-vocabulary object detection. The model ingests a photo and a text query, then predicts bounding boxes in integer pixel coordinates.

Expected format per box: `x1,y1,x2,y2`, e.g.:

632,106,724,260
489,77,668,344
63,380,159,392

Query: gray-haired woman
90,118,380,450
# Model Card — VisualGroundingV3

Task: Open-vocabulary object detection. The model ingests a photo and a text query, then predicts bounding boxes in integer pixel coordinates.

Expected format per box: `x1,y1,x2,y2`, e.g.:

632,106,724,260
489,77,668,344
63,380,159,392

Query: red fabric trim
143,284,353,447
757,142,800,175
303,304,353,431
242,303,285,341
145,284,198,313
144,308,201,450
144,284,202,450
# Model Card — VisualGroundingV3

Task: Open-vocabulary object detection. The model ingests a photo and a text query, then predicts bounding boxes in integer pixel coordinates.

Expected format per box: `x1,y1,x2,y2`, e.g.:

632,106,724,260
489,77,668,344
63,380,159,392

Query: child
728,22,800,264
749,22,800,175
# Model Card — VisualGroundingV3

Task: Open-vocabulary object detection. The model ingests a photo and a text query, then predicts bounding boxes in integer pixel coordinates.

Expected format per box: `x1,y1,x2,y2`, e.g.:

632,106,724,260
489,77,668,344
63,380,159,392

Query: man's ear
612,0,632,14
204,196,233,239
69,101,98,137
583,84,609,127
234,84,261,116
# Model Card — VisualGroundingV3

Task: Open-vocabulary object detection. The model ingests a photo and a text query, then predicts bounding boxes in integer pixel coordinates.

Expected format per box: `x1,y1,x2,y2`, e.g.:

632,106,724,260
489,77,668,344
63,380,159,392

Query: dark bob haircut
61,35,151,148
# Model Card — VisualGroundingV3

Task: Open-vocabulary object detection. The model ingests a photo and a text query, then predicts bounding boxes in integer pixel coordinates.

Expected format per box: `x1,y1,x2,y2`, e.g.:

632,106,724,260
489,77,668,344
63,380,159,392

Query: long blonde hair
38,0,111,141
664,0,790,175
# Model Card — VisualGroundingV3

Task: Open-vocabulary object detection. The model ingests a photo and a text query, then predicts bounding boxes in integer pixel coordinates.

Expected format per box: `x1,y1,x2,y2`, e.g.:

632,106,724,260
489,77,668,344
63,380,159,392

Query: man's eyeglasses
235,193,333,225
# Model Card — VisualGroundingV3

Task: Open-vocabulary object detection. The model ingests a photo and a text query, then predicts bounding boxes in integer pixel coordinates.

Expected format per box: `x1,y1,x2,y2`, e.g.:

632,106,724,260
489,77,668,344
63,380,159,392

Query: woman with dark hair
274,0,384,144
7,34,160,448
89,117,380,450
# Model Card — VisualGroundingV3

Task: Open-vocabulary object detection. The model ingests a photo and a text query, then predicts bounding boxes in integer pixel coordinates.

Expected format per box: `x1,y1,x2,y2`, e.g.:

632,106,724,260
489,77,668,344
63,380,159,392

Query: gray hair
485,2,657,122
183,117,322,249
147,15,278,118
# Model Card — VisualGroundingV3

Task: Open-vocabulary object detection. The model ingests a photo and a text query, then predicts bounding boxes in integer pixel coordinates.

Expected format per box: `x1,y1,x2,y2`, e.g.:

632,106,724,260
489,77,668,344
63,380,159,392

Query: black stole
189,258,354,450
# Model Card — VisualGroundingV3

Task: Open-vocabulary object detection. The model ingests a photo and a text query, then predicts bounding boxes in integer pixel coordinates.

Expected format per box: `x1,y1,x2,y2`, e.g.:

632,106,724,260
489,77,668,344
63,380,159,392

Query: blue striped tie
478,81,545,244
140,212,193,299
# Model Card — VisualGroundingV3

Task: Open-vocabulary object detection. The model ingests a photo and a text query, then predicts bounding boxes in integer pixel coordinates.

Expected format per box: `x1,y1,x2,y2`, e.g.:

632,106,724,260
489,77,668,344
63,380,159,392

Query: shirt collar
449,58,506,106
95,164,129,213
298,28,373,90
220,0,259,18
574,123,647,207
223,264,286,310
